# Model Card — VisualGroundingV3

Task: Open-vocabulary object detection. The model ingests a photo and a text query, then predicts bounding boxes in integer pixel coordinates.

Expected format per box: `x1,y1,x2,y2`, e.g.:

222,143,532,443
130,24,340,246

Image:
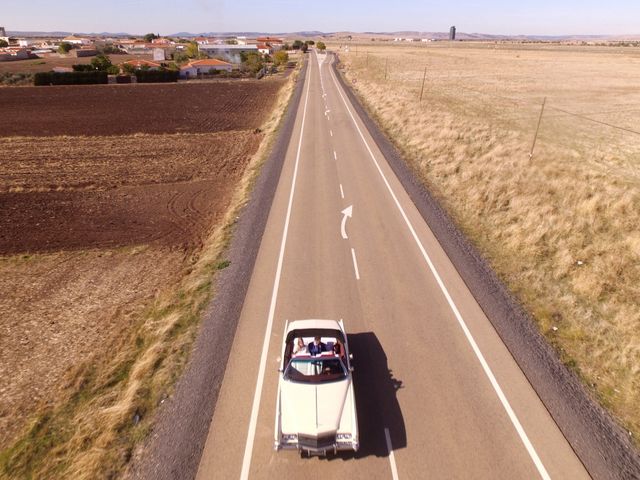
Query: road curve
194,50,591,479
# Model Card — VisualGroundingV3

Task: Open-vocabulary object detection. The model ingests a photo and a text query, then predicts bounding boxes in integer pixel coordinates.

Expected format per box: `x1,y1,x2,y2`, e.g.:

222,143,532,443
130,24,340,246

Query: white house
257,43,272,55
180,58,233,78
63,35,91,46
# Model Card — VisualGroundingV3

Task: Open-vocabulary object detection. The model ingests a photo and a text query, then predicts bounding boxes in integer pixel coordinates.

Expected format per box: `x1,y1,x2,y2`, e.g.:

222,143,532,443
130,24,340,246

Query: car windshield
284,357,347,384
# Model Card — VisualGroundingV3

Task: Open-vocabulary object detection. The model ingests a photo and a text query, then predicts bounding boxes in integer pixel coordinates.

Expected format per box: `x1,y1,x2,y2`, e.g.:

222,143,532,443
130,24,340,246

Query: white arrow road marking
339,183,344,199
340,205,353,239
324,109,331,116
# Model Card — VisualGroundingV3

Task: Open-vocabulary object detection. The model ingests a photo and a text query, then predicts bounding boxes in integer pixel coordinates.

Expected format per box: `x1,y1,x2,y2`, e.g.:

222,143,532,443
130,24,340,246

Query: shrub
134,70,179,83
58,42,73,54
34,71,108,86
273,50,289,66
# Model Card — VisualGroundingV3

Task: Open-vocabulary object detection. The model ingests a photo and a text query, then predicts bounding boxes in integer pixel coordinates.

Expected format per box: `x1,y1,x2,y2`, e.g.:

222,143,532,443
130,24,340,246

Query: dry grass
337,42,640,440
0,65,300,479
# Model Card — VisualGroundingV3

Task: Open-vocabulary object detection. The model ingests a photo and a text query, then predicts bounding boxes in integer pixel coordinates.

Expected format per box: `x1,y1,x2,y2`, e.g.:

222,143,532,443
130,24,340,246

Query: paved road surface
195,51,589,479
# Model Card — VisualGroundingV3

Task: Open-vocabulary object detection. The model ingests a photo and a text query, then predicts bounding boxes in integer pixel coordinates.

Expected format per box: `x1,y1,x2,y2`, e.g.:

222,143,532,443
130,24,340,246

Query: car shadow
323,331,406,461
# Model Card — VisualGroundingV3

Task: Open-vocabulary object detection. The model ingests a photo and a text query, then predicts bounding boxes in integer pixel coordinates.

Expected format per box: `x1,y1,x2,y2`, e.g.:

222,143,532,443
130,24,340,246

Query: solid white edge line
384,427,400,480
330,129,333,137
339,183,345,199
334,150,337,160
239,57,312,480
350,247,360,280
328,60,551,480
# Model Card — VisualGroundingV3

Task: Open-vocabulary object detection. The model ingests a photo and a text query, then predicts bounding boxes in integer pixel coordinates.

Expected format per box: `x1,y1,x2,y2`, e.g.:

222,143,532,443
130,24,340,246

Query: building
153,48,166,61
0,47,34,61
449,26,456,41
0,27,6,37
120,59,163,71
72,47,98,57
197,43,258,63
63,35,91,46
256,36,284,50
17,38,38,47
257,43,272,55
180,58,233,78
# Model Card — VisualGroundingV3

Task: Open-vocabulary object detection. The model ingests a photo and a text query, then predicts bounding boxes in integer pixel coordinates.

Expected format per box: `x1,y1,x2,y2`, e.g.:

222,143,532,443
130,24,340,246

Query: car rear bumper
274,441,359,455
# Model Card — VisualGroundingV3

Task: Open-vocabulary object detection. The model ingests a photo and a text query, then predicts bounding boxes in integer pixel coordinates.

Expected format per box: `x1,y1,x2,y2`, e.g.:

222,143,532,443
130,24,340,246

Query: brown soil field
0,132,262,253
0,54,152,74
337,42,640,441
0,73,291,473
0,80,283,136
0,247,185,447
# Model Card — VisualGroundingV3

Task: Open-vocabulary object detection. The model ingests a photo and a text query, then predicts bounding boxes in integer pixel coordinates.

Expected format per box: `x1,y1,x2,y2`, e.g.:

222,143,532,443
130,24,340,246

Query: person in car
308,336,326,356
292,337,306,355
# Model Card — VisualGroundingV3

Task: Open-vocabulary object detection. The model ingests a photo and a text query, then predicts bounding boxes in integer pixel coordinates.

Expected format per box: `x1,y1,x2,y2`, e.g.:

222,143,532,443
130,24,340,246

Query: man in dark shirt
308,336,326,356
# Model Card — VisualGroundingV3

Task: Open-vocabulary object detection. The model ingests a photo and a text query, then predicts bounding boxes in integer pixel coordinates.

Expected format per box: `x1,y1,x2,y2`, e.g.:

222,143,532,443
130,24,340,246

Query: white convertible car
274,319,359,455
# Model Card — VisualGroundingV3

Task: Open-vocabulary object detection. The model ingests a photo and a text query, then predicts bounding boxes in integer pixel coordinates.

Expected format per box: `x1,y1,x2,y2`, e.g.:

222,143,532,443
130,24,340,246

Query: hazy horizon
3,0,639,37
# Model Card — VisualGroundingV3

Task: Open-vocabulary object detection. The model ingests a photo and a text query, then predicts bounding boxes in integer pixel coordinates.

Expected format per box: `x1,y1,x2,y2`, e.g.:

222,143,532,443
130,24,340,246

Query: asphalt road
195,50,590,479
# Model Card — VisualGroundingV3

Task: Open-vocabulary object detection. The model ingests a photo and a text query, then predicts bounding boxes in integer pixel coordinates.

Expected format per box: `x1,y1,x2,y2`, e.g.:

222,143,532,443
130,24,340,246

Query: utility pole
529,97,546,160
385,58,388,80
419,66,427,102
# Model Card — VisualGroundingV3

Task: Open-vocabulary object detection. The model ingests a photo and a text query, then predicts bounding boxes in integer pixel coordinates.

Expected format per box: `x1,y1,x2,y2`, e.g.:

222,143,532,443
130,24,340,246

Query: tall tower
0,27,6,37
449,26,456,41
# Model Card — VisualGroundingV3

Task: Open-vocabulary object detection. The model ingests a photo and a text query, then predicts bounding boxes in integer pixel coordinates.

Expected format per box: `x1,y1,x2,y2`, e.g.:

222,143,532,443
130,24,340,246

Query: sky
3,0,639,36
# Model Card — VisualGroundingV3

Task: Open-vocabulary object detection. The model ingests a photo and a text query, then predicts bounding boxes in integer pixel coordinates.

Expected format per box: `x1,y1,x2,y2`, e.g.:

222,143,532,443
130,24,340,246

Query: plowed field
0,77,286,450
0,131,262,253
0,80,282,136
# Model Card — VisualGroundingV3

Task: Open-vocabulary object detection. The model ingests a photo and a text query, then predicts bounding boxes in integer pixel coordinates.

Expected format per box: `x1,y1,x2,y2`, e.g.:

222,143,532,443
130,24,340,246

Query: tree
185,41,200,58
121,63,137,75
90,54,113,71
172,51,190,64
273,50,289,67
58,42,73,54
100,44,124,55
143,33,159,42
282,42,291,51
316,41,326,51
241,51,264,74
273,50,289,66
0,39,8,48
292,40,303,50
305,40,315,46
301,43,308,53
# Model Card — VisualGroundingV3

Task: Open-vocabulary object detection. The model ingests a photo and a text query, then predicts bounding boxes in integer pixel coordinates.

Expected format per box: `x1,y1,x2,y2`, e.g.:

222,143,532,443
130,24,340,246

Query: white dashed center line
350,248,360,280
